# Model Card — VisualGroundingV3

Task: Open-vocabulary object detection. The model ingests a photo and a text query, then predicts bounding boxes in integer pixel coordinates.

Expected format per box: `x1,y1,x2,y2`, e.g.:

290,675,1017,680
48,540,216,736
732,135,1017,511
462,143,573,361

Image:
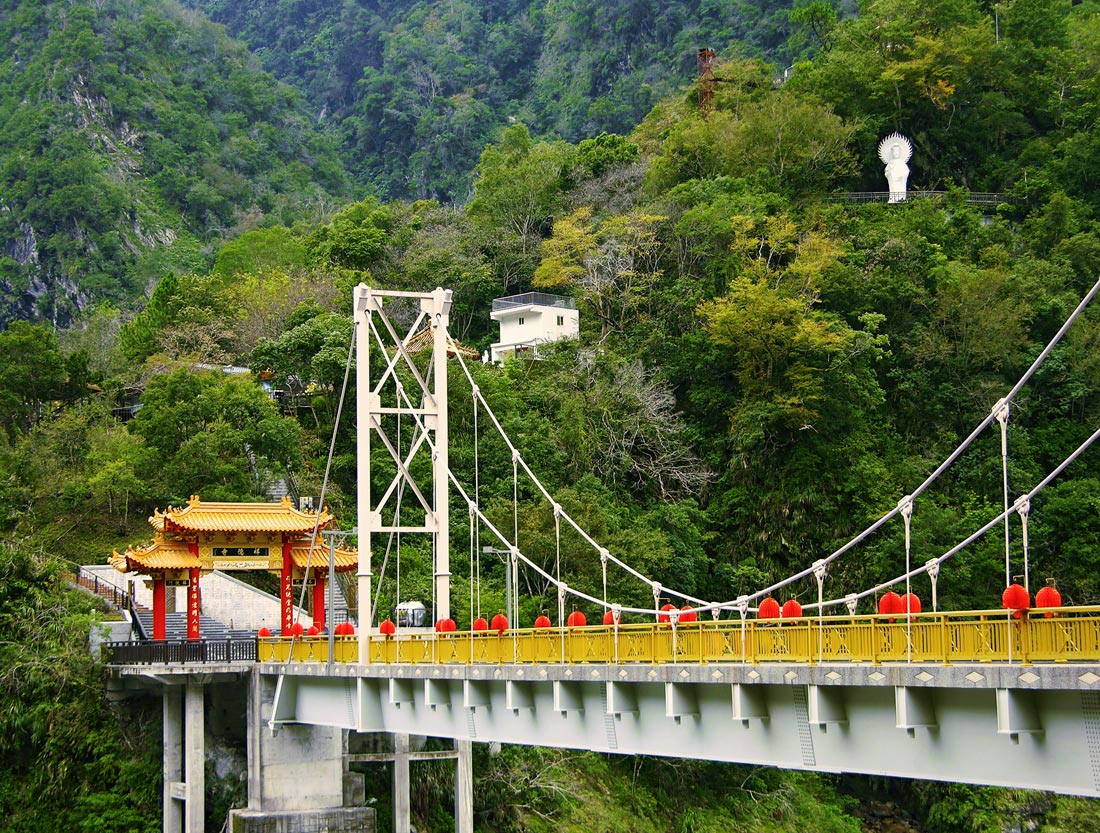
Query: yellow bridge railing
258,607,1100,666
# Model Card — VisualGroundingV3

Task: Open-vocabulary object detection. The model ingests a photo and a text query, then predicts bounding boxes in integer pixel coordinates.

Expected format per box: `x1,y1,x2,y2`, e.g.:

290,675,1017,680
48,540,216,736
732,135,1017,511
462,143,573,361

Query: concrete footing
228,807,376,833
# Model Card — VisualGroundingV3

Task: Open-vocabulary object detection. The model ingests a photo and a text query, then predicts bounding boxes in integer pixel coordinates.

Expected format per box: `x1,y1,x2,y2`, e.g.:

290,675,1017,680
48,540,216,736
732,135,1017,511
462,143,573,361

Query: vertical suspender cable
469,504,474,627
995,400,1012,588
1017,496,1032,595
473,387,481,620
601,549,608,616
555,507,564,663
554,507,562,623
396,391,401,622
900,497,913,664
513,453,520,627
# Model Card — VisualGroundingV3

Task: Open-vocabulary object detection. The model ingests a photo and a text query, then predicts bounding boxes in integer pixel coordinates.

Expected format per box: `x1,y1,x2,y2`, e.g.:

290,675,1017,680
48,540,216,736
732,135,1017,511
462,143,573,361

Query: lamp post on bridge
483,546,513,626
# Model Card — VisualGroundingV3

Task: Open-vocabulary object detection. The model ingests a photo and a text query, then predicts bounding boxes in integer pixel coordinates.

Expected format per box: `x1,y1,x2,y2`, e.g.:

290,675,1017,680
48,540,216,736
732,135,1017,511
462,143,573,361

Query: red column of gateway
152,577,167,640
281,539,294,634
313,576,327,632
187,542,201,640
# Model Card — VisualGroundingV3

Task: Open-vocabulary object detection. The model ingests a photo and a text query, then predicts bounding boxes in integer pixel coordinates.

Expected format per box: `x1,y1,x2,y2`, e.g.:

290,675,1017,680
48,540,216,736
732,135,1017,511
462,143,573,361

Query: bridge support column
162,683,204,833
163,686,183,833
454,739,473,833
184,682,205,833
393,733,411,833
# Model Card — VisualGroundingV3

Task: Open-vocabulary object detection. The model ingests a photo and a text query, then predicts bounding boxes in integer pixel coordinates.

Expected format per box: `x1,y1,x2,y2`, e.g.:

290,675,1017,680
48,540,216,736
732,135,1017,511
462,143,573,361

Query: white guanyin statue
878,132,913,203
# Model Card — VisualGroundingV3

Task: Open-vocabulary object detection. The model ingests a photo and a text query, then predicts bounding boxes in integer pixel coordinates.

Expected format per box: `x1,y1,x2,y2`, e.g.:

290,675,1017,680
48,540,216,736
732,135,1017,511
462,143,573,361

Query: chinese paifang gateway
110,495,357,640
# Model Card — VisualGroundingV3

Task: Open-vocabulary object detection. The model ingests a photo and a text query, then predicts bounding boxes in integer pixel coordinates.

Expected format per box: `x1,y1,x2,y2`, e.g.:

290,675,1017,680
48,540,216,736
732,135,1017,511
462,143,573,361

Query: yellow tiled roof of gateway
290,545,359,572
151,495,334,534
111,540,198,573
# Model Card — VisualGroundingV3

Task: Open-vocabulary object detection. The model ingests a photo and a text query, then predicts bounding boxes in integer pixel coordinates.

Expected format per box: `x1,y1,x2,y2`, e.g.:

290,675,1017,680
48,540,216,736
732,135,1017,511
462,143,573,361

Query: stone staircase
134,611,256,641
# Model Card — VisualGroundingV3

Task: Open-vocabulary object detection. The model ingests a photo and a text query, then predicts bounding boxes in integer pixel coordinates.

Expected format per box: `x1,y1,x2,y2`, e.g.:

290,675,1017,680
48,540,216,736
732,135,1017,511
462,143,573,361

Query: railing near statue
100,608,1100,667
833,191,1008,206
103,637,258,665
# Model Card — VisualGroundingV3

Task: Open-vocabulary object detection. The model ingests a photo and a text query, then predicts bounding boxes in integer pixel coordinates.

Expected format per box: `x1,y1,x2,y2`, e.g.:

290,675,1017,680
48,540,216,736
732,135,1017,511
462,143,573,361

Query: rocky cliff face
0,0,348,328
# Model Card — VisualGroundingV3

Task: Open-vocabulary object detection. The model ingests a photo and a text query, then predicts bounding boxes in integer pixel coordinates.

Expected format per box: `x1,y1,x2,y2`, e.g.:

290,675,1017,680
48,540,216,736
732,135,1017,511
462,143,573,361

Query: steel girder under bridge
261,659,1100,797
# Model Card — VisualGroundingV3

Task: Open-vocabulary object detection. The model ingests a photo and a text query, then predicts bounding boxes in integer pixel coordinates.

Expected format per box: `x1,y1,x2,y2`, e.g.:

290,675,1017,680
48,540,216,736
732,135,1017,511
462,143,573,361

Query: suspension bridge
103,283,1100,833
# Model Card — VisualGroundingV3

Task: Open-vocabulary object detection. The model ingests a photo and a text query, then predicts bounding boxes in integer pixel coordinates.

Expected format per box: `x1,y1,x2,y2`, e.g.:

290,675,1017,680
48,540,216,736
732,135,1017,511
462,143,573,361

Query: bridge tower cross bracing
355,285,453,657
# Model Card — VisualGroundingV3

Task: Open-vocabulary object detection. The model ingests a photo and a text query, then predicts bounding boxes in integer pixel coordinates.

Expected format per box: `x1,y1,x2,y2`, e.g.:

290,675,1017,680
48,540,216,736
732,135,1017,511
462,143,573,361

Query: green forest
5,0,1100,829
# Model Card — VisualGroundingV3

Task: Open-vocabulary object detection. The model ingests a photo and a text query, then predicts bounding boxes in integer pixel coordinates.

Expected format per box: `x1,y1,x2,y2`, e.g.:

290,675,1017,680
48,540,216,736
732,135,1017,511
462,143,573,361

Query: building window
518,317,525,325
557,315,564,326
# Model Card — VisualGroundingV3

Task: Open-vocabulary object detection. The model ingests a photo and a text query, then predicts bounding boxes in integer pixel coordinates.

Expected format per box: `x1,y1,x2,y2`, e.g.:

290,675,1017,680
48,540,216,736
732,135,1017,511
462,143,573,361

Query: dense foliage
5,0,1100,829
184,0,818,202
0,546,160,833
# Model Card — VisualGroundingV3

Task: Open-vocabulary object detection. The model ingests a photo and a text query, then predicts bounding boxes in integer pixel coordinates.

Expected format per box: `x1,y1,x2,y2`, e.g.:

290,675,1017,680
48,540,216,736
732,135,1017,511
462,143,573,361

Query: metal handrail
75,566,131,609
103,637,258,665
256,607,1100,667
492,292,577,312
129,595,150,641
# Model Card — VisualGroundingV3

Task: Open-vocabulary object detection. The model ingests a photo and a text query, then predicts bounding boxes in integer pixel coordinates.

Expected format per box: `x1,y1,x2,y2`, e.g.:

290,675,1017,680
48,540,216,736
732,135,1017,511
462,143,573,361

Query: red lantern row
878,591,921,618
657,603,701,623
258,622,357,637
758,598,804,620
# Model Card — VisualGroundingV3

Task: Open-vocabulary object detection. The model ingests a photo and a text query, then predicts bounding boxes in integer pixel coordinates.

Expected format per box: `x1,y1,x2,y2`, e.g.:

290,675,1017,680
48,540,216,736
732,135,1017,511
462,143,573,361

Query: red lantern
534,614,552,630
337,622,349,635
379,618,396,635
567,609,587,627
342,623,355,635
603,609,619,626
658,603,676,623
1036,583,1062,618
307,625,320,636
440,618,456,633
878,591,904,617
757,598,781,620
902,593,921,614
1002,583,1030,619
781,599,802,619
472,617,489,631
490,612,509,632
679,605,698,623
289,622,304,637
258,626,271,637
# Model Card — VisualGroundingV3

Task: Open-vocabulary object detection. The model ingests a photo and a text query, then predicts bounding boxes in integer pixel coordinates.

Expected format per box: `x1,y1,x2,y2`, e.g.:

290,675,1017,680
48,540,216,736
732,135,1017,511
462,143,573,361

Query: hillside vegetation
185,0,818,202
4,0,1100,830
0,0,349,327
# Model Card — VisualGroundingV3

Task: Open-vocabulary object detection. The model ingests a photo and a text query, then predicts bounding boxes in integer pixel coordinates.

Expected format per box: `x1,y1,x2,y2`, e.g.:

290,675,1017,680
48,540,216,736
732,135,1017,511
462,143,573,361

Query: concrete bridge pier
230,671,374,832
162,682,204,833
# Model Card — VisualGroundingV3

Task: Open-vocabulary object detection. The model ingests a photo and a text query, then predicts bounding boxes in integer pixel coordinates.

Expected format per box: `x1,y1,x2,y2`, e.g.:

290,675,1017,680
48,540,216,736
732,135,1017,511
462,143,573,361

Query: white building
488,292,579,363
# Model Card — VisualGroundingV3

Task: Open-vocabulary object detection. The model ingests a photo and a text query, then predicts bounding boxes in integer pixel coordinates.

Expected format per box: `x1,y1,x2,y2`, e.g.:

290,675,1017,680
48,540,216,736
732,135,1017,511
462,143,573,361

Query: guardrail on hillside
103,638,258,665
76,566,131,609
